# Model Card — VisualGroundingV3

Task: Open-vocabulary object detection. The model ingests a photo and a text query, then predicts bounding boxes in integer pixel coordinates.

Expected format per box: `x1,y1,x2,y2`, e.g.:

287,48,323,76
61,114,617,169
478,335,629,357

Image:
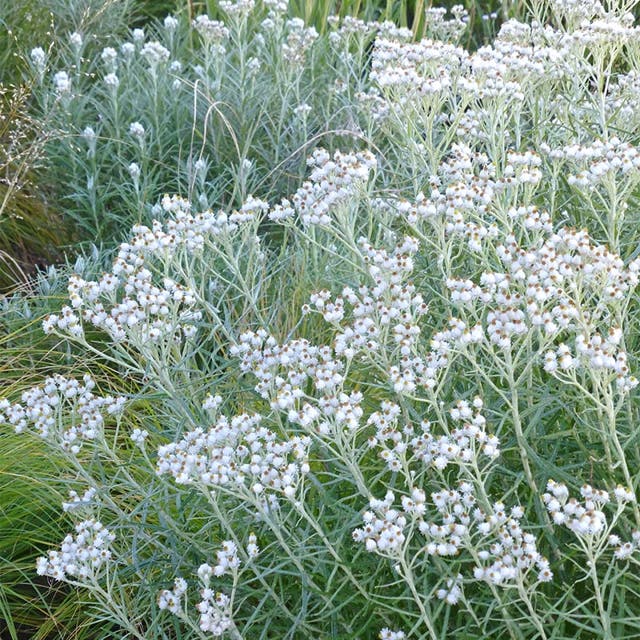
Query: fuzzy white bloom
192,15,230,42
141,41,170,67
121,42,135,58
0,375,125,454
544,481,625,540
69,32,83,49
36,519,115,581
53,71,71,94
197,590,233,635
158,577,187,614
62,487,97,512
164,15,179,31
353,492,406,555
247,532,259,558
294,103,312,118
30,47,46,67
101,47,118,70
129,121,145,139
156,412,310,504
614,485,635,503
104,72,119,89
126,164,140,184
436,574,464,605
202,394,223,411
130,428,148,447
213,540,240,576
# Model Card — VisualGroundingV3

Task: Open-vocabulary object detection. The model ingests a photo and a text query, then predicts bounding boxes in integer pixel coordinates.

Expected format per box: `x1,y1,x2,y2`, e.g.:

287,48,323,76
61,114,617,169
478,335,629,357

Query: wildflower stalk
290,498,371,601
203,488,323,636
397,556,439,640
505,349,538,496
75,577,148,640
583,537,613,639
516,579,548,640
602,383,640,527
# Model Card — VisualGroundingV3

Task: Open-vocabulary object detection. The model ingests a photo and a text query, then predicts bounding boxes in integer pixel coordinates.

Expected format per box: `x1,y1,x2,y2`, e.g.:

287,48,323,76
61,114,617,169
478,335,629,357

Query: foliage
5,0,640,638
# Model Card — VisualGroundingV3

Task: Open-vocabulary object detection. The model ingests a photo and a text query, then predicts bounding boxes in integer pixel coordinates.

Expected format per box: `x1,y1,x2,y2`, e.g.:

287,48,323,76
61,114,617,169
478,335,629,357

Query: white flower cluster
197,590,233,636
0,374,125,453
231,326,369,437
367,398,499,473
354,481,549,590
246,532,259,558
423,485,551,586
62,487,98,512
436,573,464,605
213,540,240,576
352,491,407,555
161,534,259,633
158,577,188,614
36,519,115,582
140,41,170,68
156,413,310,501
604,71,640,128
42,194,269,344
164,15,179,32
356,396,549,591
129,120,145,140
393,146,551,252
544,329,637,391
30,47,47,75
470,503,552,585
269,148,376,226
379,628,406,640
281,18,318,66
69,31,83,49
418,317,484,389
424,5,469,42
465,38,566,100
192,15,230,44
366,23,567,119
219,0,255,16
130,427,149,447
421,483,476,558
544,480,635,540
548,0,605,26
233,331,343,400
413,152,640,389
609,530,640,561
328,15,376,45
566,15,639,47
203,393,223,411
197,534,258,582
101,46,118,72
53,70,71,94
306,228,469,392
388,146,497,250
543,138,640,188
306,236,429,396
369,37,466,98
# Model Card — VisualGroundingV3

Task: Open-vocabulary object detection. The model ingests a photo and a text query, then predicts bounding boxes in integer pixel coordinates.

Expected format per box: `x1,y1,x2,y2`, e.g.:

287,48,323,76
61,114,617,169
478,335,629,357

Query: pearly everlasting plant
7,0,640,638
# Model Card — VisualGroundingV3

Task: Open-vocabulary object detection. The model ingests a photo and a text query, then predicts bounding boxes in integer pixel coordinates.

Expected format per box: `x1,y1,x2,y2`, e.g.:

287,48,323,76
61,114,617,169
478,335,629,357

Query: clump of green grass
0,85,70,292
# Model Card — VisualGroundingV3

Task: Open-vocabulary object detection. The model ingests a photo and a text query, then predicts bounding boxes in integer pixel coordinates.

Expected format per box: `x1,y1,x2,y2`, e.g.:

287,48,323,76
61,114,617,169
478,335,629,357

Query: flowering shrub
6,0,640,638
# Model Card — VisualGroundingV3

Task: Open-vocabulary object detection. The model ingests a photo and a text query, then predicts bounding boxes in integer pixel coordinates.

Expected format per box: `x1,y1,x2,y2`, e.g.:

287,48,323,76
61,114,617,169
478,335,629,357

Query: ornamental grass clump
6,0,640,638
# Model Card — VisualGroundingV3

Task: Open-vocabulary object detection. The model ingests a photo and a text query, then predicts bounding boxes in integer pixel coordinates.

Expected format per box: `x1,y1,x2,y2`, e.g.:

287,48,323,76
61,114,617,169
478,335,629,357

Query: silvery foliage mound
6,0,640,638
